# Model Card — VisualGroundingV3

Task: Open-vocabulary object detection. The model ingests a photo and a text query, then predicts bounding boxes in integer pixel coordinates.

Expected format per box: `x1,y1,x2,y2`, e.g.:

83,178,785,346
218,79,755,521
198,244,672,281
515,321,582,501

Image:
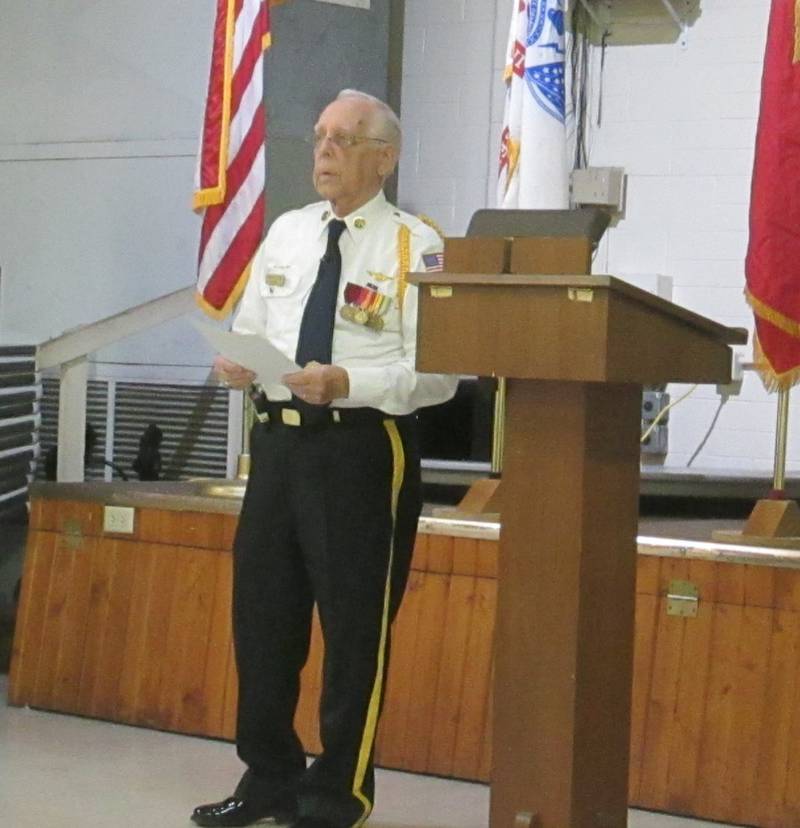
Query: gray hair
336,89,402,152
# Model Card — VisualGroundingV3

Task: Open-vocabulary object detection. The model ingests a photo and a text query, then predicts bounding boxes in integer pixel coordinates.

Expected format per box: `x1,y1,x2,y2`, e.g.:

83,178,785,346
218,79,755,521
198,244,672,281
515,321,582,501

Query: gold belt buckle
281,408,302,427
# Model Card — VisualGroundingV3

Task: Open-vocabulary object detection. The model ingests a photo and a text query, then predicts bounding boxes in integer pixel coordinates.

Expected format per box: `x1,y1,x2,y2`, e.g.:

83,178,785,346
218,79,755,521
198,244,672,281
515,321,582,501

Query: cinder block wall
398,0,790,474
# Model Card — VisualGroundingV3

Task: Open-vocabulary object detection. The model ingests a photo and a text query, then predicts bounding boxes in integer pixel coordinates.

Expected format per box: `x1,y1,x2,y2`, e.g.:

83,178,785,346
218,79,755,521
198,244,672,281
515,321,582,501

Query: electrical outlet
641,390,669,455
103,505,135,534
642,390,669,421
641,424,668,455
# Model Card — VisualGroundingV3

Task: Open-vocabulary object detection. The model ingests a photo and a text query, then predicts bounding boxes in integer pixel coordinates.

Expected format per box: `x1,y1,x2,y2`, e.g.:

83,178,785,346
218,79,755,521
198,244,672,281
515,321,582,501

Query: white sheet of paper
193,319,299,388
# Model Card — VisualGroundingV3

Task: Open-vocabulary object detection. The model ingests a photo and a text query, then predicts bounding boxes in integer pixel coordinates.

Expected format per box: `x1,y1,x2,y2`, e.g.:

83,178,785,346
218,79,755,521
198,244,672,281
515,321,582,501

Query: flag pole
772,386,790,495
711,0,800,548
491,378,506,475
739,386,800,541
456,378,504,514
714,385,800,546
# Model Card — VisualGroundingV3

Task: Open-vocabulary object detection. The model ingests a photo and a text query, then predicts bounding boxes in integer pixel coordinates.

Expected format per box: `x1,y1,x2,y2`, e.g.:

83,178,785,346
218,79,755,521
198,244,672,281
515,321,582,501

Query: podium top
409,272,748,345
467,208,610,242
407,271,748,384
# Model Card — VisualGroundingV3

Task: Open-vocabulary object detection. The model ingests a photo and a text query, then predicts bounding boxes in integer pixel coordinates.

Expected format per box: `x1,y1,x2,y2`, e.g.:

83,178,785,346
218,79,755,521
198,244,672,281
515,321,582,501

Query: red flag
194,0,271,318
745,0,800,389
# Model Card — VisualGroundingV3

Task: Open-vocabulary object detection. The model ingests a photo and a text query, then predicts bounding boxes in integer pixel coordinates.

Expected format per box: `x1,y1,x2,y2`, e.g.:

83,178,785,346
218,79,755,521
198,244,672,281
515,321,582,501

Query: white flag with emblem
497,0,569,209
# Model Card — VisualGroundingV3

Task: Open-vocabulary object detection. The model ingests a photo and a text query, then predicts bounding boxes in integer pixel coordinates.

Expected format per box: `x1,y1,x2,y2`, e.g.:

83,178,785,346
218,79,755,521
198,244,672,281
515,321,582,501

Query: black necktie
295,219,347,367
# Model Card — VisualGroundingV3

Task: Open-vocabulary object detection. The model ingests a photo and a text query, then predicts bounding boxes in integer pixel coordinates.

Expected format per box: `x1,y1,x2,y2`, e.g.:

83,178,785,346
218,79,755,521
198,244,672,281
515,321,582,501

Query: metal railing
35,286,197,481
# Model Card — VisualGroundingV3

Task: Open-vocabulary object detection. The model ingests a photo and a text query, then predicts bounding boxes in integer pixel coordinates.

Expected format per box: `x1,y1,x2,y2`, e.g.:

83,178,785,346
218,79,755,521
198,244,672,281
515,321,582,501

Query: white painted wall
0,0,217,371
398,0,798,474
0,0,393,379
400,0,502,234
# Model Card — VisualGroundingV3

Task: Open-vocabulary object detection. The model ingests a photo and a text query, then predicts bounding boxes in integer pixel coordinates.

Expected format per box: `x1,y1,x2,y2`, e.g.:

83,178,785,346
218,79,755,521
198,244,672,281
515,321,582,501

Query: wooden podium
407,270,747,828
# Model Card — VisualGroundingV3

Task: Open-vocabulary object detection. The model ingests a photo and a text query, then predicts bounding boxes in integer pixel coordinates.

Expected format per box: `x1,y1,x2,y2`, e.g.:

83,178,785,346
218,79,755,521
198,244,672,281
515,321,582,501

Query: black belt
249,390,403,428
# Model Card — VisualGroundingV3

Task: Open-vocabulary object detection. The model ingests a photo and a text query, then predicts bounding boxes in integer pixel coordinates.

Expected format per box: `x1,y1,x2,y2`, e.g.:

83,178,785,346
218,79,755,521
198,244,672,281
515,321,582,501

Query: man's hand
283,362,350,406
213,356,256,390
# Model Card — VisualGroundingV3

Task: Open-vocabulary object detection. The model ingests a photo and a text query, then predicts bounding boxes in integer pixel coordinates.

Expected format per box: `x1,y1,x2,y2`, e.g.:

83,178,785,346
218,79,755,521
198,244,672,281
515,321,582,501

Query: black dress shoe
191,796,296,827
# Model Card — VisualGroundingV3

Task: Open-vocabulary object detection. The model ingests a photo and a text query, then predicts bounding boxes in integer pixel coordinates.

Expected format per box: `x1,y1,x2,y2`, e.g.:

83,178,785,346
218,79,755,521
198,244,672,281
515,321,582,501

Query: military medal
340,282,392,331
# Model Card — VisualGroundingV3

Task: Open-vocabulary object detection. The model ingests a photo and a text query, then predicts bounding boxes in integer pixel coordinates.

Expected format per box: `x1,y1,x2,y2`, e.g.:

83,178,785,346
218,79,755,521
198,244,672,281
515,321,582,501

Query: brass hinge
61,517,84,551
666,579,699,617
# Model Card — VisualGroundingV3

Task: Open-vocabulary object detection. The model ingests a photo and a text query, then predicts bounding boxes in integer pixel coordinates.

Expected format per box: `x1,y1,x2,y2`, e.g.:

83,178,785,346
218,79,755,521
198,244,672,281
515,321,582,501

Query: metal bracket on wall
577,0,604,29
659,0,689,47
570,0,695,46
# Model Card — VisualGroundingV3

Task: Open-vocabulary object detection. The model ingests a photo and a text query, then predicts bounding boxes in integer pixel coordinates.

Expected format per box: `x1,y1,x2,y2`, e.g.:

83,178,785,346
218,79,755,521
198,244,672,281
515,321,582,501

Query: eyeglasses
310,132,390,150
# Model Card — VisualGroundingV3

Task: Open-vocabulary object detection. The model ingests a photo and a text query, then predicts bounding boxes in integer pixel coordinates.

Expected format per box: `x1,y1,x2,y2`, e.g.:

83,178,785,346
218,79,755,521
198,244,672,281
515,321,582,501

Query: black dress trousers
232,411,421,827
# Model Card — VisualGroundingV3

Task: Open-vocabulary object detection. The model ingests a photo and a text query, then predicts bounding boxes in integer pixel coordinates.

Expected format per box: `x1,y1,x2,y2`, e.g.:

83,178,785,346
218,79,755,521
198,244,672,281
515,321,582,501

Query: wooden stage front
9,482,800,827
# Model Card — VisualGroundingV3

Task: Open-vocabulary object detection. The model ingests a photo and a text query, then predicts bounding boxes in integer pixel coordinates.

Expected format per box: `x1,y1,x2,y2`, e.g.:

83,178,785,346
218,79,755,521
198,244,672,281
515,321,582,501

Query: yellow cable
640,385,697,444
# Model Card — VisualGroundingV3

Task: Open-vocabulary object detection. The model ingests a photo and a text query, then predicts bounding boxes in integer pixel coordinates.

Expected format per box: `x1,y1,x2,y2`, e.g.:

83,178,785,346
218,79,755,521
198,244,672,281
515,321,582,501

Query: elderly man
191,90,457,828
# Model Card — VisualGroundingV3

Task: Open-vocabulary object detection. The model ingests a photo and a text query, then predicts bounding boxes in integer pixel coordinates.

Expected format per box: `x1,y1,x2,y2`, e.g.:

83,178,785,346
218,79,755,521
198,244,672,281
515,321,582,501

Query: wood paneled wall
630,556,800,827
10,499,239,737
10,498,800,827
9,502,496,776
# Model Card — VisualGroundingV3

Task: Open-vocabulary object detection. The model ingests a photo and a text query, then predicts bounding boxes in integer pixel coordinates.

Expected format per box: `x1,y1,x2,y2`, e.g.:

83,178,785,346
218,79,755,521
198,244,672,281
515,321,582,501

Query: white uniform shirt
233,190,458,415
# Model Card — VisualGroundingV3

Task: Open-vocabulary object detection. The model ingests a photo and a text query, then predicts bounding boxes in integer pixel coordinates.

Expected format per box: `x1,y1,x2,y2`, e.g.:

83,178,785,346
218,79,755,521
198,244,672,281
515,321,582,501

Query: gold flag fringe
193,185,225,212
745,288,800,338
745,286,800,390
753,331,800,391
795,0,800,63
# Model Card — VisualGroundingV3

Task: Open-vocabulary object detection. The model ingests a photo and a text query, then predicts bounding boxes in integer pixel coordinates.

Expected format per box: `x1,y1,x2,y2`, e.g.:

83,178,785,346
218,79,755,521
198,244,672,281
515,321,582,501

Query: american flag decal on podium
194,0,272,318
423,252,444,272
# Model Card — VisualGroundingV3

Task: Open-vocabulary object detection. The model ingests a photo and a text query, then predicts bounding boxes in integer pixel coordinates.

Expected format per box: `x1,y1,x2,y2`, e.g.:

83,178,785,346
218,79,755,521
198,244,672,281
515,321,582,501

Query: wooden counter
9,483,800,827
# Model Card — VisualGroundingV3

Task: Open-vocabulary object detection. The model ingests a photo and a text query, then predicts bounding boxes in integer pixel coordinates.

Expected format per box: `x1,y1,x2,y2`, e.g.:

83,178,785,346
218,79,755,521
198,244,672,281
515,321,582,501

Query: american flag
423,252,444,272
194,0,272,318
